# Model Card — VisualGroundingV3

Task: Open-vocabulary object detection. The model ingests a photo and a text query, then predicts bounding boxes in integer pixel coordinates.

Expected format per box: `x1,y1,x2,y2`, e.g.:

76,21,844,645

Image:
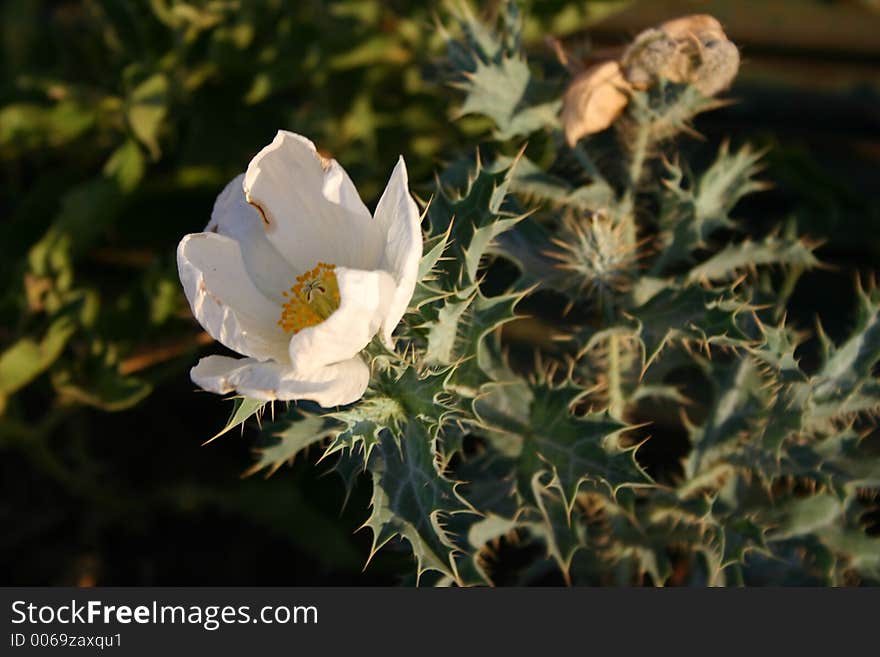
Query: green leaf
0,316,76,400
495,154,614,211
498,381,650,513
52,364,152,412
206,396,266,445
781,431,880,497
28,140,145,281
245,413,334,477
127,72,169,159
450,290,525,394
820,527,880,582
689,141,767,230
811,283,880,412
428,159,518,286
767,494,842,541
445,1,558,140
686,236,820,285
526,473,587,582
656,142,767,272
326,395,405,463
529,388,646,511
631,285,757,372
609,494,717,585
686,359,766,477
424,293,473,366
363,422,473,582
0,100,96,156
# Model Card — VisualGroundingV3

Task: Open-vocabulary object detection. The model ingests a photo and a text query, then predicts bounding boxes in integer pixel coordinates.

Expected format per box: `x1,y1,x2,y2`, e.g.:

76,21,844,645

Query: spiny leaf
374,366,458,436
510,381,649,513
325,395,405,463
628,84,727,146
363,422,473,583
686,235,820,285
608,494,716,585
655,141,767,272
526,473,587,583
427,157,523,287
688,141,767,229
245,413,336,477
765,494,843,541
749,320,808,383
206,396,266,445
494,154,614,211
631,284,757,372
779,431,880,498
820,527,880,582
686,358,767,477
424,292,473,366
811,283,880,411
444,0,559,140
455,56,560,140
447,289,526,395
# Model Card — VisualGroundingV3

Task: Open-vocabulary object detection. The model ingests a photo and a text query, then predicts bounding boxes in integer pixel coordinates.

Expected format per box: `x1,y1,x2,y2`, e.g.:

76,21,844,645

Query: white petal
177,232,289,363
243,131,385,271
206,174,298,303
191,354,369,406
373,156,422,344
287,267,395,378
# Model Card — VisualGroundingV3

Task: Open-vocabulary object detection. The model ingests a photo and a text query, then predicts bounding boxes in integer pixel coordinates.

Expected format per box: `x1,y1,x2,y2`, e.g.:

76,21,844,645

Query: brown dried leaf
561,61,631,146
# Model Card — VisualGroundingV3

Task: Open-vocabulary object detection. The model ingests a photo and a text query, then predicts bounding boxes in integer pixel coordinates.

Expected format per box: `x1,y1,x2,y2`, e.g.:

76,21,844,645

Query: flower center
278,262,340,334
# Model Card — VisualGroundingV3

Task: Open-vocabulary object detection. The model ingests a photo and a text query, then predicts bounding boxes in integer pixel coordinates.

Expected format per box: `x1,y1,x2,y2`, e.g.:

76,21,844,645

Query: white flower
177,131,421,406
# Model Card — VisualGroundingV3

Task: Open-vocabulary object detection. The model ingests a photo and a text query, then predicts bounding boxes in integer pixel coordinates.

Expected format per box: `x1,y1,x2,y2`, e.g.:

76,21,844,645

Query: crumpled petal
287,267,396,378
191,354,370,406
177,232,289,363
206,174,298,303
561,61,630,146
243,130,386,272
373,156,422,344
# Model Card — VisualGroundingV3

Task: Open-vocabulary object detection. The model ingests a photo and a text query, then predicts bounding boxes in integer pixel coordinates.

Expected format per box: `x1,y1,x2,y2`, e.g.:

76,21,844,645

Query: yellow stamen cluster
278,262,340,334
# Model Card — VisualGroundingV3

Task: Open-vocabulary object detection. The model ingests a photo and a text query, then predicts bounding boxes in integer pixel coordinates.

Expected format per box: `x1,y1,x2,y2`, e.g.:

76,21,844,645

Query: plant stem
572,142,602,180
603,300,624,419
619,120,650,261
608,332,623,419
775,264,804,321
628,120,650,191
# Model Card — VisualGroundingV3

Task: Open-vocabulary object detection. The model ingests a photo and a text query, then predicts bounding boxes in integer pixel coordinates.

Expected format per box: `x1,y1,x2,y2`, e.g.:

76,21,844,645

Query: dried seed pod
690,36,740,96
561,60,631,146
621,14,740,96
621,28,682,90
660,14,725,42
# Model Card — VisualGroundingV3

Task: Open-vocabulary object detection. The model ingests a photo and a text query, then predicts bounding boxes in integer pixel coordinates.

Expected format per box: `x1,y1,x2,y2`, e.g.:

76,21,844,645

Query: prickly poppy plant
171,4,878,586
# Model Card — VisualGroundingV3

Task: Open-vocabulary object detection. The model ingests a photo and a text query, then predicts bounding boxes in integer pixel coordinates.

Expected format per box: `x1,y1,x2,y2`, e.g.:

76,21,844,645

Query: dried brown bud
660,14,725,42
690,37,740,96
621,14,739,96
561,61,631,146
